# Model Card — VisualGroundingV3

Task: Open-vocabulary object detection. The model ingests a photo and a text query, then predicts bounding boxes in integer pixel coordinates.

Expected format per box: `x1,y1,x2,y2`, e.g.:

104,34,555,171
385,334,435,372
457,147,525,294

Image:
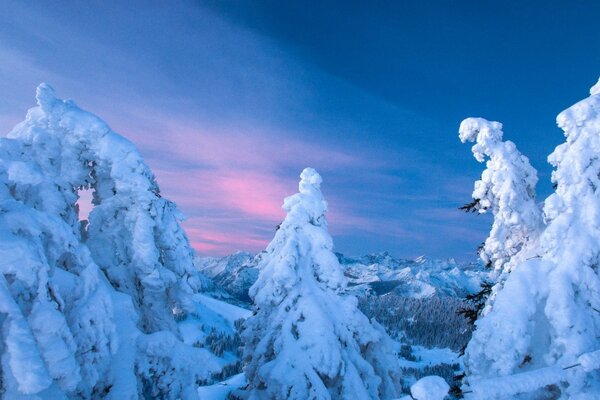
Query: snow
397,346,458,369
4,77,600,399
195,293,251,329
467,365,565,399
410,375,449,400
179,292,250,360
197,373,246,400
578,349,600,372
459,117,543,273
197,251,489,304
590,77,600,96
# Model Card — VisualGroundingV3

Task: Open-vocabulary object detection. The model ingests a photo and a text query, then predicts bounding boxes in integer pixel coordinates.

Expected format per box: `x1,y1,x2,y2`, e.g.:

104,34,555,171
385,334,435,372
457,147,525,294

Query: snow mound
410,375,449,400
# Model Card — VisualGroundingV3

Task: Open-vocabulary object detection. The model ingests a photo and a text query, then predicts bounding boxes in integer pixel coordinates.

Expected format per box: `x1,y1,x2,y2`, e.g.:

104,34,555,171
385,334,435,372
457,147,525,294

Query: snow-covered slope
196,252,258,303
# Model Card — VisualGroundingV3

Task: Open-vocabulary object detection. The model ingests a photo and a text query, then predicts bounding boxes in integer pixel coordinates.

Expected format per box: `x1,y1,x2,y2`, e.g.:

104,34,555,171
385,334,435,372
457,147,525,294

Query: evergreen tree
0,84,213,398
459,118,543,272
241,168,402,400
0,86,119,397
463,79,600,398
25,84,199,335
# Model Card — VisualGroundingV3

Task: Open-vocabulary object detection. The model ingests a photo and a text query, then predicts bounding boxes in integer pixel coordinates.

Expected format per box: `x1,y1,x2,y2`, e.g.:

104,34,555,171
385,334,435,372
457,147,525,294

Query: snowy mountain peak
197,251,488,302
414,255,427,264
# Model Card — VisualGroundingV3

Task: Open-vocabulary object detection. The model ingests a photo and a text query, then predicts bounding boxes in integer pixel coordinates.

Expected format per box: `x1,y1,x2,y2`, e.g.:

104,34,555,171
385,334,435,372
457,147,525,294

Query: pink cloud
99,110,409,256
183,224,270,255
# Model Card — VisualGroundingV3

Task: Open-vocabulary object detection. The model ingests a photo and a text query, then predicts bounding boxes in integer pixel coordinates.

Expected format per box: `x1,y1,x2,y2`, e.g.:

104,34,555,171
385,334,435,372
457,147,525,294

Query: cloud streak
136,115,407,255
0,1,493,260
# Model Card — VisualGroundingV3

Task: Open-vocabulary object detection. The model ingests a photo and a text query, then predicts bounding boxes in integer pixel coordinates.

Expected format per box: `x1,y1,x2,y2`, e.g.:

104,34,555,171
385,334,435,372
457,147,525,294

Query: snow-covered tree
0,84,215,399
0,97,119,397
10,84,199,335
463,80,600,398
241,168,402,400
459,118,543,272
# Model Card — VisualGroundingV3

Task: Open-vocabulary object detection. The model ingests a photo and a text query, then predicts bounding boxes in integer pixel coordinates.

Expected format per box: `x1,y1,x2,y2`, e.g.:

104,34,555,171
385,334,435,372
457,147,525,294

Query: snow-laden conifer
241,168,402,400
459,118,543,272
12,84,199,335
0,90,119,397
463,80,600,398
0,84,213,398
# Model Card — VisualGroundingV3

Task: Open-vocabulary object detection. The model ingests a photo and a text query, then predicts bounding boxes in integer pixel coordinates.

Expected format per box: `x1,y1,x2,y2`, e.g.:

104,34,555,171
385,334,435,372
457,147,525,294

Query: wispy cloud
0,1,489,260
134,115,407,254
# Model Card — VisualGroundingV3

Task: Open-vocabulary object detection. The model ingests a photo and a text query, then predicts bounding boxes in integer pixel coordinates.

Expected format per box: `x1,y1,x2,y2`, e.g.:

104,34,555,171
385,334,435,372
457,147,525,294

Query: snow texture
467,364,565,399
240,168,403,400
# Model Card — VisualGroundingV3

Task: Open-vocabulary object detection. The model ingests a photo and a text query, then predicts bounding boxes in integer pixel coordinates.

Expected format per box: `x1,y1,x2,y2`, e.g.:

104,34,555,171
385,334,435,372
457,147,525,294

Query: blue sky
1,1,599,260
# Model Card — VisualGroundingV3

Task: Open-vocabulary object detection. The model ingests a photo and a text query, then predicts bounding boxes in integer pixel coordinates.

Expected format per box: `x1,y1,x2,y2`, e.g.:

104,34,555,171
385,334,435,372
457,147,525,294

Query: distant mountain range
195,251,489,304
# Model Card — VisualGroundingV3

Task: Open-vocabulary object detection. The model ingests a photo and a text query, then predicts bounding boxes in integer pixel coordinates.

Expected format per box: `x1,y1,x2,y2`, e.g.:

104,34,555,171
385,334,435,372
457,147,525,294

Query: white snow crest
590,77,600,96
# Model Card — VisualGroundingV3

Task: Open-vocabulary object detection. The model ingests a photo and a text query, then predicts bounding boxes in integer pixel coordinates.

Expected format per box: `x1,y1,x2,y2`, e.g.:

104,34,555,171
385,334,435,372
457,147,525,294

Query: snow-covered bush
459,118,543,272
240,168,402,400
463,79,600,398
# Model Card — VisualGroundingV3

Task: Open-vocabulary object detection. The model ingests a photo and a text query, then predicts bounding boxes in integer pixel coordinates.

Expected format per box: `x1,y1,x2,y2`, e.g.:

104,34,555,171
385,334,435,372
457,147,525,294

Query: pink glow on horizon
184,225,270,255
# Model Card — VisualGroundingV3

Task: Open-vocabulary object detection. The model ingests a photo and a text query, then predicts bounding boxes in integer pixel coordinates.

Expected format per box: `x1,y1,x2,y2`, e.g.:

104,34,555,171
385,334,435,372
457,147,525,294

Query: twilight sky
1,1,599,260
